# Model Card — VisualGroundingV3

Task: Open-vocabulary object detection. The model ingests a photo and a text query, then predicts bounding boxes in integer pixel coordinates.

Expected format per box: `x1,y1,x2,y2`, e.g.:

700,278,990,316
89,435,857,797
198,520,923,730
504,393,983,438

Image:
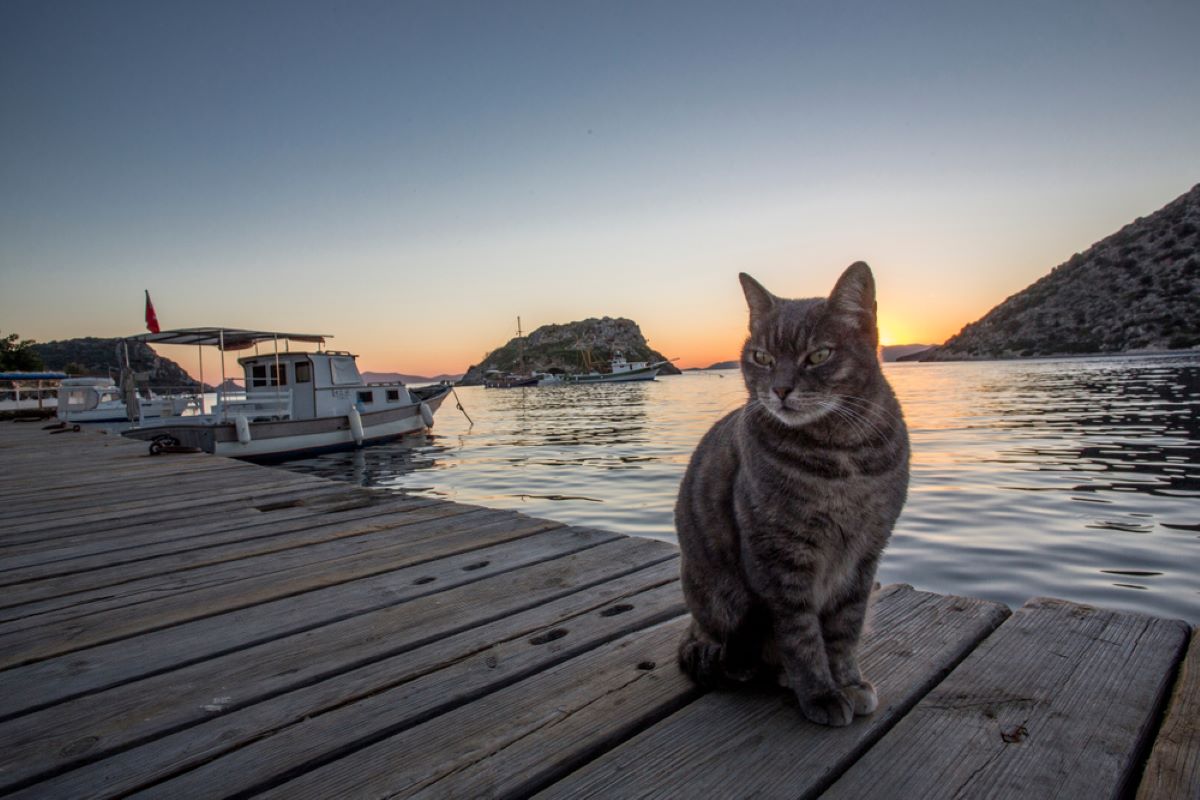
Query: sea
278,354,1200,623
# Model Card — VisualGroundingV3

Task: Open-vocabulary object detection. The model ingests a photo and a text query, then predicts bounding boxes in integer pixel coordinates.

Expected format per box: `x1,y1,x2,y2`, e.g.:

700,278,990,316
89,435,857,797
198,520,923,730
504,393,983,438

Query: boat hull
123,386,452,462
568,366,661,384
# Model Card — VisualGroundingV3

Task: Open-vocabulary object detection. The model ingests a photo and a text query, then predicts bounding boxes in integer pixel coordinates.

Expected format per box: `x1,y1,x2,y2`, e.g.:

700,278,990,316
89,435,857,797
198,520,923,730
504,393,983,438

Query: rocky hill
921,183,1199,360
459,317,680,385
32,338,201,389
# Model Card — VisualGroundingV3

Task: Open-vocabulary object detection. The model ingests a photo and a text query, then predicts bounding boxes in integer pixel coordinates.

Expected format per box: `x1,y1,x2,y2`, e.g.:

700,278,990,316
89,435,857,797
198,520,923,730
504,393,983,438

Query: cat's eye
752,350,775,366
808,348,832,365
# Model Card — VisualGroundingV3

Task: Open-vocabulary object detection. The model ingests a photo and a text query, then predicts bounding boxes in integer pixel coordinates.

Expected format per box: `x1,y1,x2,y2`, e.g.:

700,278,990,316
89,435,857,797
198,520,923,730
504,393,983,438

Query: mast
517,317,525,376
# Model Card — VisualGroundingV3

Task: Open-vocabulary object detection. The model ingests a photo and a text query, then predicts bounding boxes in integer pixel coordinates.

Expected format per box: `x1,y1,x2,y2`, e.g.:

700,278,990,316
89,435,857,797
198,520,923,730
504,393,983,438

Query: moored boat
566,353,668,384
121,328,452,461
57,377,199,423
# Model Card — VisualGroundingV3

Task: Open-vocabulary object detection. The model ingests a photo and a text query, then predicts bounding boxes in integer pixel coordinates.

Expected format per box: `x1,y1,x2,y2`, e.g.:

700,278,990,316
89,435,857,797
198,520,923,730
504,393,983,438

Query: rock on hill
459,317,680,385
922,183,1200,360
32,338,201,389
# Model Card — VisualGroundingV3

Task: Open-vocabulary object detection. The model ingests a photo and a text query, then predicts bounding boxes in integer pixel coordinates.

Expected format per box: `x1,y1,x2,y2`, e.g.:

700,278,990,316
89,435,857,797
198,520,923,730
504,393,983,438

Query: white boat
56,377,199,423
567,353,668,384
534,372,566,386
121,327,452,461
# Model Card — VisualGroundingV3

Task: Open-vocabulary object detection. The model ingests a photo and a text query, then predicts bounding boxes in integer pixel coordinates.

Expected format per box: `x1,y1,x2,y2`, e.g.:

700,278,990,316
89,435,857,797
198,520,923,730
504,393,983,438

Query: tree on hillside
0,332,45,371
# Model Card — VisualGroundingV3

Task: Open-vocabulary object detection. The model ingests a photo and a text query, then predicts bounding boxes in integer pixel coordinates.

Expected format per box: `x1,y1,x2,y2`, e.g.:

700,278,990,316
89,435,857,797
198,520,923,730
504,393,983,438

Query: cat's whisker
825,403,881,444
829,402,891,444
835,394,907,427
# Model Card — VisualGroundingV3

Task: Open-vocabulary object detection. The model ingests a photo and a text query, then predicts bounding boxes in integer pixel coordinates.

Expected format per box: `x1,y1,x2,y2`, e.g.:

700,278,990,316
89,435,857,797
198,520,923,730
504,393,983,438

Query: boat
120,327,453,461
56,376,200,423
534,372,566,386
484,317,541,388
567,352,669,384
483,370,539,388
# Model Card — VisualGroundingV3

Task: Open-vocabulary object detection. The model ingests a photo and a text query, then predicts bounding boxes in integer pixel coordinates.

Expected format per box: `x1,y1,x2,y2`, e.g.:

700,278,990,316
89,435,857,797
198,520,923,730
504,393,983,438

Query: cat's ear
829,261,877,323
739,273,776,318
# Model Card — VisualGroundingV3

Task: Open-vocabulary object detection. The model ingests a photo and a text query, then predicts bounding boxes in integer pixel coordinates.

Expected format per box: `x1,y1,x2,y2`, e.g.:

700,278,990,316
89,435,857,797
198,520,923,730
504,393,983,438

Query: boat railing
0,375,64,412
215,388,293,422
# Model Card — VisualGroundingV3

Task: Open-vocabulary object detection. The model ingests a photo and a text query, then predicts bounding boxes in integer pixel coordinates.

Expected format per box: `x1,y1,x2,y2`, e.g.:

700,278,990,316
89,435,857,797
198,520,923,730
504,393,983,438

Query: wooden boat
567,353,668,384
121,328,452,461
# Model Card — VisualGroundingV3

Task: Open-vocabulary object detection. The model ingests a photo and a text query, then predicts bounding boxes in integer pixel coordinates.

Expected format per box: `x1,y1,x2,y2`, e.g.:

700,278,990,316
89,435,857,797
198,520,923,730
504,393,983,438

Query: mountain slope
924,183,1199,360
32,338,201,389
459,317,679,385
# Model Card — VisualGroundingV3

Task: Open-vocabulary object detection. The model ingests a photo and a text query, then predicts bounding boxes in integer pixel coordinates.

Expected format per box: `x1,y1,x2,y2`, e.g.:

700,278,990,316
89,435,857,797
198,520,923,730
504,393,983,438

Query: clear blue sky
2,0,1197,375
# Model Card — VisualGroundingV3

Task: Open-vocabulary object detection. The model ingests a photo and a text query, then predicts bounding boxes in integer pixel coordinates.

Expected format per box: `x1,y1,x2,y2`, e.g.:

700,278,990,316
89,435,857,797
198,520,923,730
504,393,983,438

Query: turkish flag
145,290,161,333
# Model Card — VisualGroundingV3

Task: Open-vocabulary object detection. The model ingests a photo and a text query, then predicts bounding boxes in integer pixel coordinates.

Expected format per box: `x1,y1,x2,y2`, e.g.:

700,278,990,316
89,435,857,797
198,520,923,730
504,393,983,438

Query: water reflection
280,357,1200,621
881,355,1199,620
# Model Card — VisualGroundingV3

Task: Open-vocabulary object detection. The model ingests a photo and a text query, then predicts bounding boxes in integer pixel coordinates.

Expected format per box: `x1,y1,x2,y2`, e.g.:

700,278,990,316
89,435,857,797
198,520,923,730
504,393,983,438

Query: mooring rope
451,386,473,427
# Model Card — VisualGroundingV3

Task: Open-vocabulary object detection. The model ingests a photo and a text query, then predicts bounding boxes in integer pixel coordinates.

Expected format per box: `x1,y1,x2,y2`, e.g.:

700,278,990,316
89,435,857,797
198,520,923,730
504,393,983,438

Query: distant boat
534,372,566,386
121,327,451,461
483,371,539,388
567,353,668,384
57,377,199,423
484,316,539,388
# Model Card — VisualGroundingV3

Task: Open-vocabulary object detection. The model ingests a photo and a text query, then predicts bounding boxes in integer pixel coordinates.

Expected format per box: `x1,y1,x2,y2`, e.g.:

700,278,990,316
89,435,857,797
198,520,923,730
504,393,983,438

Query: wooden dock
0,422,1196,799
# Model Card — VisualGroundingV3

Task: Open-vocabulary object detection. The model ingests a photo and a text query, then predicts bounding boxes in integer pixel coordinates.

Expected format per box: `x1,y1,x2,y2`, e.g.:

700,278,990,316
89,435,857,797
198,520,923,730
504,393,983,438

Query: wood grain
1137,626,1200,800
536,585,1009,799
823,597,1189,799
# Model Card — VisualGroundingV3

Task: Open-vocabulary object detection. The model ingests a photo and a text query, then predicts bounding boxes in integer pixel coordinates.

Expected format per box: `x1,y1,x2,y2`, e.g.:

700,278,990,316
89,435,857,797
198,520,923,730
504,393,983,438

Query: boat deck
0,422,1196,799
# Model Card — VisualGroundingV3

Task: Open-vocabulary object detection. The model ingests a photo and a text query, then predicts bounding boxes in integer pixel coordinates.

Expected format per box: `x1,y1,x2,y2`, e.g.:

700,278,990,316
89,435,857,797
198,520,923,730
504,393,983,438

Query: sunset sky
2,1,1198,377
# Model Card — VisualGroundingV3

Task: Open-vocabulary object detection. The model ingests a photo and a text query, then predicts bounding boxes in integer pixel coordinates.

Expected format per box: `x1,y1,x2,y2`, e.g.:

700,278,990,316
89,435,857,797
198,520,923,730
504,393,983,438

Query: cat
675,262,910,727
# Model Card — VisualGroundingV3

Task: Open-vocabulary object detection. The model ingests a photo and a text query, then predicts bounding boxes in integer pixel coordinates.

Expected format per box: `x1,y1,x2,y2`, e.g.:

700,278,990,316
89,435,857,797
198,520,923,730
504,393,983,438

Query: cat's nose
772,387,790,400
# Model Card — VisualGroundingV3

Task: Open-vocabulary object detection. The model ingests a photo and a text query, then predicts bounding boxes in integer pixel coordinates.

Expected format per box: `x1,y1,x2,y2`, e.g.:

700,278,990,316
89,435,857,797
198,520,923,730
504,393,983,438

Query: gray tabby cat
675,262,909,727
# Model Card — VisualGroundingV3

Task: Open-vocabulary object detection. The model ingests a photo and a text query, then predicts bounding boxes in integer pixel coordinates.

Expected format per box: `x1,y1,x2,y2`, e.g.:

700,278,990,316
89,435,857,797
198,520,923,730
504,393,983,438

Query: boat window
386,389,400,402
330,357,361,386
357,390,374,404
250,363,288,388
295,362,312,383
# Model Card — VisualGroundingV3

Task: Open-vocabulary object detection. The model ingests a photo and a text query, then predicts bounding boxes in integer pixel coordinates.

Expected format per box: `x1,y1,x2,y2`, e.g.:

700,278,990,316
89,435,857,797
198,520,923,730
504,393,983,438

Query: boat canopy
131,327,331,351
0,372,68,380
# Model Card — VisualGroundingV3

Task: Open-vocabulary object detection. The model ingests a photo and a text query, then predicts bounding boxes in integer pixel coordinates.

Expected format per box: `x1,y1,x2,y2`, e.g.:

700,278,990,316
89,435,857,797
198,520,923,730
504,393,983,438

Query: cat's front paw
798,688,853,727
842,680,878,715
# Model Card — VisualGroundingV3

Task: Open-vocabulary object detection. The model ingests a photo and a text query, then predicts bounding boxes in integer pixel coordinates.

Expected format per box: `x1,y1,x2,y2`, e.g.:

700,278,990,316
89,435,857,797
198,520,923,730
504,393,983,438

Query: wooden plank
0,499,469,611
0,480,358,548
56,564,684,799
0,495,434,582
823,597,1190,800
0,530,661,718
252,617,697,799
0,467,327,519
0,475,343,537
0,452,272,496
1137,626,1200,800
536,585,1010,800
0,502,489,625
0,539,677,794
0,510,566,668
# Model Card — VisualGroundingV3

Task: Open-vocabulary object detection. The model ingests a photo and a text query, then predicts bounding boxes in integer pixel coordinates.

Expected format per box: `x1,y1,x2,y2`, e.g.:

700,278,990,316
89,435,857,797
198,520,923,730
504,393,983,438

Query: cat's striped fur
675,262,909,727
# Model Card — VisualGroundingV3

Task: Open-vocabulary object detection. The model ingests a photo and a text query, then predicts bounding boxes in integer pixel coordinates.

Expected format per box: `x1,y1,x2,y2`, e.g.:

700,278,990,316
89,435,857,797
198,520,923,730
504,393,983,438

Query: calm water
280,355,1200,621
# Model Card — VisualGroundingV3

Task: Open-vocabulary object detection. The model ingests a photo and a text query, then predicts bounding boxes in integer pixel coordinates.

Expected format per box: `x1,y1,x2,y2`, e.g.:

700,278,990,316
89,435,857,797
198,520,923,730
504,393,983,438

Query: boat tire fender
419,401,434,428
348,405,365,445
235,415,252,445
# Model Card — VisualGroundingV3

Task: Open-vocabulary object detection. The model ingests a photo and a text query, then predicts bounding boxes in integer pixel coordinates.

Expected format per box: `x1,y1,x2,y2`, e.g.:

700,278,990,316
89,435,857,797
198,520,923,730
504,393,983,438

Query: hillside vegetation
460,317,678,385
32,338,200,389
922,183,1199,360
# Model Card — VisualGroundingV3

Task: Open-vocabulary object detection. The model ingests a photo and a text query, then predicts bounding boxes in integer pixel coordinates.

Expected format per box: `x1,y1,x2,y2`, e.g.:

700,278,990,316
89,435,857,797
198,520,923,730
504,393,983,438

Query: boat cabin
57,377,123,418
226,351,414,421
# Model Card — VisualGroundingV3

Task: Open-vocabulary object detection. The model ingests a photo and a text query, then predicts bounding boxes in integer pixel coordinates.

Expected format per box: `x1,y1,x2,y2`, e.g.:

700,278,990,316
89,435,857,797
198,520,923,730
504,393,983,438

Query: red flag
144,290,160,333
